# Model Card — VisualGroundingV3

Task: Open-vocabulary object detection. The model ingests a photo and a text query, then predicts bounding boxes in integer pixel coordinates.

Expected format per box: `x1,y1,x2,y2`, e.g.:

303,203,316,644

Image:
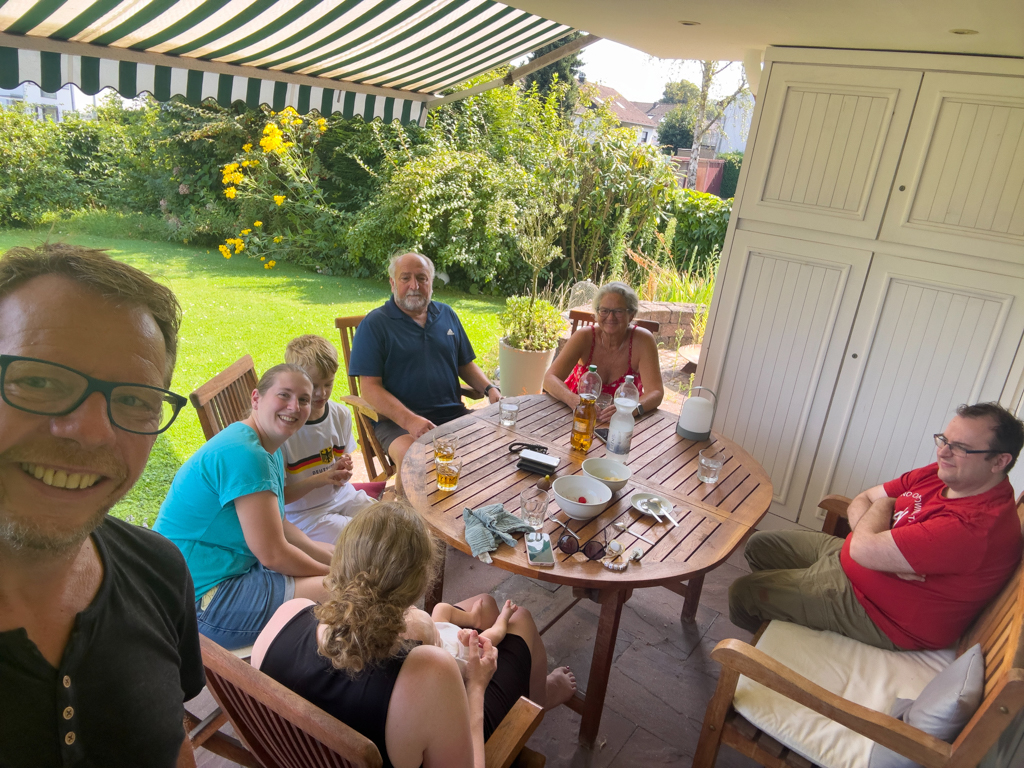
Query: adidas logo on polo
447,329,455,336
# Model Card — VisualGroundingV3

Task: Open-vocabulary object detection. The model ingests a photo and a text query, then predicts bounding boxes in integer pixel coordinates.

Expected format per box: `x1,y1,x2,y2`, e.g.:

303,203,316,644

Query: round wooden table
401,394,773,745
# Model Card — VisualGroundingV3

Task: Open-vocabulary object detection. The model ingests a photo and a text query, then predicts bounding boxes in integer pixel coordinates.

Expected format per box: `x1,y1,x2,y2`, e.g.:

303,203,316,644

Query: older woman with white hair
544,281,664,422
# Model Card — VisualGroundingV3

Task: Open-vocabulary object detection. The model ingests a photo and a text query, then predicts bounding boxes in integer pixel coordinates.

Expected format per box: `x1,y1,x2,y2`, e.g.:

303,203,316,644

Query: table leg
681,573,705,622
578,588,627,746
424,546,447,613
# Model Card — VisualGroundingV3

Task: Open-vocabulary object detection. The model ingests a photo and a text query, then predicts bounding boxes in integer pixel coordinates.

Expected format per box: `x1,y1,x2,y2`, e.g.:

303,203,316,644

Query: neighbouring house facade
0,82,76,120
580,81,658,145
635,92,754,154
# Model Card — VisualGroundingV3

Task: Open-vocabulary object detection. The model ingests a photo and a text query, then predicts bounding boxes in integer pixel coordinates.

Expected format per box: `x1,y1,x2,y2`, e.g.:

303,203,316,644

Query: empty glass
698,449,724,483
519,487,549,530
499,398,520,427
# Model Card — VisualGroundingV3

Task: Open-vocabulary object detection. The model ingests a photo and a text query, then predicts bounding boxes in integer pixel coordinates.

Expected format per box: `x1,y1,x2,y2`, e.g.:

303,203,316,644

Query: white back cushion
731,621,956,768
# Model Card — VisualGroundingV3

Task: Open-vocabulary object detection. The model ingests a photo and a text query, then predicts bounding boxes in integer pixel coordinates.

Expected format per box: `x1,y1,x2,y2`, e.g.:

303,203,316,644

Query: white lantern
676,387,717,442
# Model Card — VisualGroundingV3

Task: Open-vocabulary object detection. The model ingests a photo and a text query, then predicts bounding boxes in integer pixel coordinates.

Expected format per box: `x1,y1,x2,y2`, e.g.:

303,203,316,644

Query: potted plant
498,196,568,396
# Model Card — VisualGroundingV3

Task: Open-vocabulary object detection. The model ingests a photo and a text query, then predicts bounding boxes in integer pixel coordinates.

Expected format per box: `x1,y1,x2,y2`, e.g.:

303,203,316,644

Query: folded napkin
464,503,534,563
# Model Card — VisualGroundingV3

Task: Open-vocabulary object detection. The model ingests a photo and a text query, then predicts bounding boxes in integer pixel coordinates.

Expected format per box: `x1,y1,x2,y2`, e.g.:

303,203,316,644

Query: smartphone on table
525,532,556,567
594,428,609,443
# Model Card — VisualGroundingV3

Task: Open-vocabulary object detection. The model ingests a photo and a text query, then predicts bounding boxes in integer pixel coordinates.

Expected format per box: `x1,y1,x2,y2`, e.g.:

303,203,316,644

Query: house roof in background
587,83,655,127
501,0,1024,61
635,101,673,123
0,0,573,123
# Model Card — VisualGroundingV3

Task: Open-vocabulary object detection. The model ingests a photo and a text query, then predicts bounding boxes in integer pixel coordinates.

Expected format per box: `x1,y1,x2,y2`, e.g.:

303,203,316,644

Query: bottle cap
588,364,597,372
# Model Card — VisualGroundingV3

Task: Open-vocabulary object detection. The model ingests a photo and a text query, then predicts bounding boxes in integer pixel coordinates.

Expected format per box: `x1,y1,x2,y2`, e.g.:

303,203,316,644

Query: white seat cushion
732,621,956,768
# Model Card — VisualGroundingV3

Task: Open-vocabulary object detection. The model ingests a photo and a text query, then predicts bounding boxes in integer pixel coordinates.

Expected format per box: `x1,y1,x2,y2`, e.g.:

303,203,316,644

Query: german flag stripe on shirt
285,445,347,474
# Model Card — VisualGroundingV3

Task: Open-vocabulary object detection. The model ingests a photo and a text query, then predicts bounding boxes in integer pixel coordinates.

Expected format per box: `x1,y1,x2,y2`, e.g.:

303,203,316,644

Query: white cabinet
798,255,1024,526
879,72,1024,264
704,49,1024,529
738,64,922,238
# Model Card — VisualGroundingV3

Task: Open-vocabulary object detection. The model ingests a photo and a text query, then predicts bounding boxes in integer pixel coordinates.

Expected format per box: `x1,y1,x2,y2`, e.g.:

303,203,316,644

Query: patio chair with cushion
200,634,547,768
692,495,1024,768
335,315,484,484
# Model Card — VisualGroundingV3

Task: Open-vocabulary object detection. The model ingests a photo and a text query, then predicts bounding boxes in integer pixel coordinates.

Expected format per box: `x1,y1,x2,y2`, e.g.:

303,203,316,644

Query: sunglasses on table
0,354,187,435
556,528,624,561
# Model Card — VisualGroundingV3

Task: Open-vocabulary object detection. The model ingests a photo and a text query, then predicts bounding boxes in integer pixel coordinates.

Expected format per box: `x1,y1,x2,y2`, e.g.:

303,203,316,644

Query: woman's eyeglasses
596,307,628,319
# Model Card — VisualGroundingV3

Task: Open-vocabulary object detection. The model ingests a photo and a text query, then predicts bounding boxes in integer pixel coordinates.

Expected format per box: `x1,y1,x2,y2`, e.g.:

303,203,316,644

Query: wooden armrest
711,639,951,768
484,696,544,768
461,385,484,400
819,494,852,537
340,395,380,422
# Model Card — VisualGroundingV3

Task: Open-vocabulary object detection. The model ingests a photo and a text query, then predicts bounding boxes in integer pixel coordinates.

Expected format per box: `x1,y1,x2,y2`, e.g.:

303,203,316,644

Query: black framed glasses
557,533,608,560
596,307,629,319
933,433,1000,457
0,355,187,435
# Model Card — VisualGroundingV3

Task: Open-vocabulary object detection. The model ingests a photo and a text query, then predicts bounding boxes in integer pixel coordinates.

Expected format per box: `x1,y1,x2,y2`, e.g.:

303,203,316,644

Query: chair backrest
189,354,259,441
200,635,383,768
569,308,660,335
960,498,1024,700
335,316,364,401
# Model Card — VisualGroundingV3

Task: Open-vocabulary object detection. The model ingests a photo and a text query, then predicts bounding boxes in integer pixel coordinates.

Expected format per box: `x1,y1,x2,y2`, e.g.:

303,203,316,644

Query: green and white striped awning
0,0,574,123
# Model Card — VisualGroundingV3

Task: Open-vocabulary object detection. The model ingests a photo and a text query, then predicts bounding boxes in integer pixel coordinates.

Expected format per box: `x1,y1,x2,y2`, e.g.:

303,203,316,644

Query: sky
577,39,746,104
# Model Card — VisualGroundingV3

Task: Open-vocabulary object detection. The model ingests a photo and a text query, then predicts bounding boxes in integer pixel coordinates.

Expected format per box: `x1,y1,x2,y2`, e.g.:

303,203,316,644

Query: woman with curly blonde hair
251,501,575,768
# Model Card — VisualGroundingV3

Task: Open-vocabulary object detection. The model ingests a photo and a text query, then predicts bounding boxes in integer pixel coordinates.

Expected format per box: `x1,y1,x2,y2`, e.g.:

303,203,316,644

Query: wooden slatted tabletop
401,394,773,745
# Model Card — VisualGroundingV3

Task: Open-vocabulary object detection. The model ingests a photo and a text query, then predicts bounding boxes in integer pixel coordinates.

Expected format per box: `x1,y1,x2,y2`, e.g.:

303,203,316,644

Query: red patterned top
564,326,645,397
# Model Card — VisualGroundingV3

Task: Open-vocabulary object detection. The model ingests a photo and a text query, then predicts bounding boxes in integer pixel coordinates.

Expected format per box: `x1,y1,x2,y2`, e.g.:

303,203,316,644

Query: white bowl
552,475,612,521
582,458,631,492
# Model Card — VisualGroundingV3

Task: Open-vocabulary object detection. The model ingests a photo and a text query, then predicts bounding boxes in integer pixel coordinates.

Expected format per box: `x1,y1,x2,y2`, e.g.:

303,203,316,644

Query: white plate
630,492,674,519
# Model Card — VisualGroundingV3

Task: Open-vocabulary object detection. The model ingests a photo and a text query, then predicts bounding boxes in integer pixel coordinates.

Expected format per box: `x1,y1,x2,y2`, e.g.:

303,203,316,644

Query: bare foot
496,599,517,625
544,666,577,710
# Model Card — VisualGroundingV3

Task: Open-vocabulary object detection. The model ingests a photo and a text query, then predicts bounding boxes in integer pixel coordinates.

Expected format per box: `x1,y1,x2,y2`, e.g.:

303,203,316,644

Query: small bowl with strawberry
552,475,612,521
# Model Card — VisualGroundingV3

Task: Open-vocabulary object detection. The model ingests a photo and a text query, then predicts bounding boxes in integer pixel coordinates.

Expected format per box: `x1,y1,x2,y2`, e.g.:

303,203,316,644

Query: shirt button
65,732,76,745
63,676,71,688
63,707,74,720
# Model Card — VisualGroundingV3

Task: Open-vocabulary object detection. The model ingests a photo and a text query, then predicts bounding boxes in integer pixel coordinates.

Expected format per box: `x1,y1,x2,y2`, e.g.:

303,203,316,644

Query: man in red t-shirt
729,403,1024,650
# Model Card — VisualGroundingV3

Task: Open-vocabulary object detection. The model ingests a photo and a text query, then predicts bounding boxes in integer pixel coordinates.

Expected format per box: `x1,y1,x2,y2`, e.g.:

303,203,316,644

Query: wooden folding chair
199,634,547,768
568,308,660,335
692,495,1024,768
189,354,259,441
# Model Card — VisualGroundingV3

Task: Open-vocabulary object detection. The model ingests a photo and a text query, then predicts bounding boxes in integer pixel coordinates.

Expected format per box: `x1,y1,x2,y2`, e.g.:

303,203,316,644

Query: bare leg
479,599,517,647
293,576,329,602
430,602,456,624
503,605,576,710
388,435,415,497
452,594,500,629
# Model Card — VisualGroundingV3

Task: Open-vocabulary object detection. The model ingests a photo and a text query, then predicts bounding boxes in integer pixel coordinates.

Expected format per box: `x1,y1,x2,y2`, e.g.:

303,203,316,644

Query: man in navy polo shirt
349,252,501,493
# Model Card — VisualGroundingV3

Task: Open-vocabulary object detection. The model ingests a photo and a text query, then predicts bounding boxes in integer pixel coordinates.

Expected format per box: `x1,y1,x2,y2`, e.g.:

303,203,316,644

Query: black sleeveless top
260,606,415,768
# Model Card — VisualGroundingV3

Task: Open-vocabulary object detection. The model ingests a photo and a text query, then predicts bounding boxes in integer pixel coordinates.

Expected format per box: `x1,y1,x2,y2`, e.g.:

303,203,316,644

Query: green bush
717,150,744,199
500,296,566,350
39,209,170,240
0,105,79,226
668,188,732,273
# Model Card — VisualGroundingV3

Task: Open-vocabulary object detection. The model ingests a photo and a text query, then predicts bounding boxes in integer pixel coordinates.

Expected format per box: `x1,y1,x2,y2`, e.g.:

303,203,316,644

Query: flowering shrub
215,107,347,272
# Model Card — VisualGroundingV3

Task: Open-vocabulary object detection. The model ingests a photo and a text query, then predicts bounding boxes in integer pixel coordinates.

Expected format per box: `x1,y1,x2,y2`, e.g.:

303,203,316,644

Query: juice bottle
570,365,602,452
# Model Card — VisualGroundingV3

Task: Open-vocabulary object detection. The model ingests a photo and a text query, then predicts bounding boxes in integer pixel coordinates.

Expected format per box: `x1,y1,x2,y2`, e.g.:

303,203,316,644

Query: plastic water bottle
607,375,639,464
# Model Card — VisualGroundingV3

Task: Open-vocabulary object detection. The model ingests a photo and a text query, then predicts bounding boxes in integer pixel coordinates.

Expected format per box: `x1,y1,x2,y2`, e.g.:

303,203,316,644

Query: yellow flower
243,143,252,152
251,160,260,166
254,221,262,227
240,229,251,235
224,187,237,199
241,160,250,167
268,260,276,267
274,195,286,206
218,244,230,258
264,263,271,269
273,235,283,243
260,257,266,261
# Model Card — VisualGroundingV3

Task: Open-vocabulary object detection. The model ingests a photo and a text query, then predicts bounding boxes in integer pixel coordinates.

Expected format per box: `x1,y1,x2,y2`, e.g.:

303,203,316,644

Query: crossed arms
846,485,919,577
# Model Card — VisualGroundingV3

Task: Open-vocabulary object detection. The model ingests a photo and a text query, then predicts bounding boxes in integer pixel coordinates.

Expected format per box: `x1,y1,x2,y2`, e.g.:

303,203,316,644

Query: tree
662,79,700,106
683,61,748,191
656,106,693,153
522,31,584,110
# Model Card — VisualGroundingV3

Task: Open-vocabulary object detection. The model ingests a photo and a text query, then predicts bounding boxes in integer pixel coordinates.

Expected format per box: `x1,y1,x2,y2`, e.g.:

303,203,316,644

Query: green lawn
0,231,505,526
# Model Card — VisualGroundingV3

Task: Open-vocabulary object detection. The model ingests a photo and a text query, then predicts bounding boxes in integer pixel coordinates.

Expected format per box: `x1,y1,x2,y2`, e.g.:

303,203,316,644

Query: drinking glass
433,432,459,464
436,456,463,491
499,398,520,428
596,393,613,412
698,449,724,483
519,487,549,531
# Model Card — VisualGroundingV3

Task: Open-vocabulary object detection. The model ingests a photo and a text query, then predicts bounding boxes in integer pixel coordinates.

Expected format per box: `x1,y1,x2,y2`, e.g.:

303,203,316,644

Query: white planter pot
498,339,556,397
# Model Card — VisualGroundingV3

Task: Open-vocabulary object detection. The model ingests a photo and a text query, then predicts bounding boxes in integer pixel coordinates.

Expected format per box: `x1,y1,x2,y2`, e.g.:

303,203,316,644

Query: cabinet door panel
801,256,1024,525
741,64,922,238
880,72,1024,262
702,232,871,521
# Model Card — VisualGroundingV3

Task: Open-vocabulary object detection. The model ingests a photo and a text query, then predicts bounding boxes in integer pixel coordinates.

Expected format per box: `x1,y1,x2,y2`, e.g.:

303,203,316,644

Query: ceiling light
678,20,700,26
949,28,979,35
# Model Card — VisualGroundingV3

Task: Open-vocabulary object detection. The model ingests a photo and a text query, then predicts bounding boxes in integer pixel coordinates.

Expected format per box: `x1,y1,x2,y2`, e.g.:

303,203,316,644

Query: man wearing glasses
0,244,203,766
730,403,1024,651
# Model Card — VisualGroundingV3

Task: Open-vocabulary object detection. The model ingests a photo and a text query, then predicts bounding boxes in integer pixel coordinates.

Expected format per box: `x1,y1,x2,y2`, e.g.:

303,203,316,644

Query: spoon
647,496,679,528
614,521,655,545
637,498,662,522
